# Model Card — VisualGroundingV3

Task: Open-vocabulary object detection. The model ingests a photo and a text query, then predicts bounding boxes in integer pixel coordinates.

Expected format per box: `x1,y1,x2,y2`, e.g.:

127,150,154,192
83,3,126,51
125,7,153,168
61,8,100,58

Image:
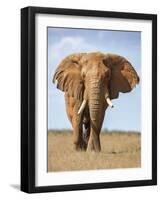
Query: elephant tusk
106,97,114,108
78,100,87,114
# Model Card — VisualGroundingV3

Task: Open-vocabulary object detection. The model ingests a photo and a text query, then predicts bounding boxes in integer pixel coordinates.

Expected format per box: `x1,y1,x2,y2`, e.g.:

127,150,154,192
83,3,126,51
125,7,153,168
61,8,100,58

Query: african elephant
53,52,139,152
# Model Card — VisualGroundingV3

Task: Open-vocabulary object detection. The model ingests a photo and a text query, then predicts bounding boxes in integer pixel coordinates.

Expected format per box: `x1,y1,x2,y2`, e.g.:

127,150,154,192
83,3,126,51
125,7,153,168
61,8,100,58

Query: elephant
53,52,139,152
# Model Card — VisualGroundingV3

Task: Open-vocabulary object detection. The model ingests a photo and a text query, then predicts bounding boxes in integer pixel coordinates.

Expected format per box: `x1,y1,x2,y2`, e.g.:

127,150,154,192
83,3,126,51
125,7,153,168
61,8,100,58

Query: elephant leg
65,94,86,151
83,124,90,145
86,136,95,151
72,116,86,151
82,121,90,150
87,133,101,152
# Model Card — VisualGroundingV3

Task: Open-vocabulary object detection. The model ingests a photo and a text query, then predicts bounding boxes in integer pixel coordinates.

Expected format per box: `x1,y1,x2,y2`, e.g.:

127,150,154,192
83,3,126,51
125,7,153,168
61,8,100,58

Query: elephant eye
81,71,86,79
105,69,111,80
102,59,107,66
72,61,79,65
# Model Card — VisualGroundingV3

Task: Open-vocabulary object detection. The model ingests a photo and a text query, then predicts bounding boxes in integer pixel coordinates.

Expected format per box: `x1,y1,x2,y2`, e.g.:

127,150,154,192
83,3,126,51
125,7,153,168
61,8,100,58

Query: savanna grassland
48,130,141,172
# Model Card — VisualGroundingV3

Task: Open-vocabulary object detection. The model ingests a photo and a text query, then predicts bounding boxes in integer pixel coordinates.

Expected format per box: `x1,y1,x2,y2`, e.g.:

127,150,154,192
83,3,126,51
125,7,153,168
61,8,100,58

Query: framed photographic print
21,6,157,193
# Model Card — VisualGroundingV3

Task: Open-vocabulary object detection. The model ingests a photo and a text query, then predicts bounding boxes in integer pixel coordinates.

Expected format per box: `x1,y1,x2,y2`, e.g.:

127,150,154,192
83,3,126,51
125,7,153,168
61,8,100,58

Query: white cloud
49,36,96,62
55,36,82,49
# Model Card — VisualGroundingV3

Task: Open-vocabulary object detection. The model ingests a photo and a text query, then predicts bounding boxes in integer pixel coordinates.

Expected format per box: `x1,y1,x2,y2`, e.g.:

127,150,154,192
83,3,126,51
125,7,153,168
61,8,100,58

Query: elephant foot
74,140,87,151
87,138,101,152
86,139,95,152
87,146,101,152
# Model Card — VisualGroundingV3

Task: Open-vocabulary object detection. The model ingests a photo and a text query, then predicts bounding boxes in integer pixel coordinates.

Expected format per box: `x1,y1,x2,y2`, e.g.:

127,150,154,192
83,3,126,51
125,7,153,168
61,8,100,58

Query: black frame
21,6,157,193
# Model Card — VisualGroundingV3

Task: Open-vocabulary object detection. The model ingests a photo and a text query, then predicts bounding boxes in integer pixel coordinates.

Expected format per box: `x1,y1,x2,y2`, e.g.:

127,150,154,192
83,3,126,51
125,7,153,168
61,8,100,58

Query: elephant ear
53,53,85,100
104,54,140,99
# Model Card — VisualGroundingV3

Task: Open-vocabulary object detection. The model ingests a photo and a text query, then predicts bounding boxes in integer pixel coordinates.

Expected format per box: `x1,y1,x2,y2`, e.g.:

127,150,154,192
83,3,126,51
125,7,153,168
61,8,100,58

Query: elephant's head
53,52,139,127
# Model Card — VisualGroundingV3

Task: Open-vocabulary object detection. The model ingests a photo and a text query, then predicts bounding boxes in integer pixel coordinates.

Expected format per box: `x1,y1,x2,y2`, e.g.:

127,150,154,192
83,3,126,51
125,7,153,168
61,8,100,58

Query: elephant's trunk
87,77,105,151
88,78,103,124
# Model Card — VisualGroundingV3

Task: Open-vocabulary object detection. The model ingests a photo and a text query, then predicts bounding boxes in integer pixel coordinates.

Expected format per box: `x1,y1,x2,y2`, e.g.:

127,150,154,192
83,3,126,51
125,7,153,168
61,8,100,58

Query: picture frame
21,6,157,193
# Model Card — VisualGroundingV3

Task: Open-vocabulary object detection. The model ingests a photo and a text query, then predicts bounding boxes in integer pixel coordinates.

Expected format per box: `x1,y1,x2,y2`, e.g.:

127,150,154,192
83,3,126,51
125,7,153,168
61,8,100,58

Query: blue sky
48,27,141,132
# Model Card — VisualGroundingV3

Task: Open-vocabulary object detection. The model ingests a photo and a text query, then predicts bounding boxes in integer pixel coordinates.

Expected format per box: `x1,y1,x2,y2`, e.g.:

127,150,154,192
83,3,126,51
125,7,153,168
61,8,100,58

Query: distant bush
48,129,141,135
48,129,72,134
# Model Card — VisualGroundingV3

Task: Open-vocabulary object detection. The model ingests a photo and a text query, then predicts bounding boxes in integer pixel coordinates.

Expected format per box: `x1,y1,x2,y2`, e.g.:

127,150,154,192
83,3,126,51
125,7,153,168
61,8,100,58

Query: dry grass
48,131,141,172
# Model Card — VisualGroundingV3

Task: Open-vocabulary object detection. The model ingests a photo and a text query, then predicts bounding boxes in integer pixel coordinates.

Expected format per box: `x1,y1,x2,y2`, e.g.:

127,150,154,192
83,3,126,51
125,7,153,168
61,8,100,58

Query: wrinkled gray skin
53,52,139,152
